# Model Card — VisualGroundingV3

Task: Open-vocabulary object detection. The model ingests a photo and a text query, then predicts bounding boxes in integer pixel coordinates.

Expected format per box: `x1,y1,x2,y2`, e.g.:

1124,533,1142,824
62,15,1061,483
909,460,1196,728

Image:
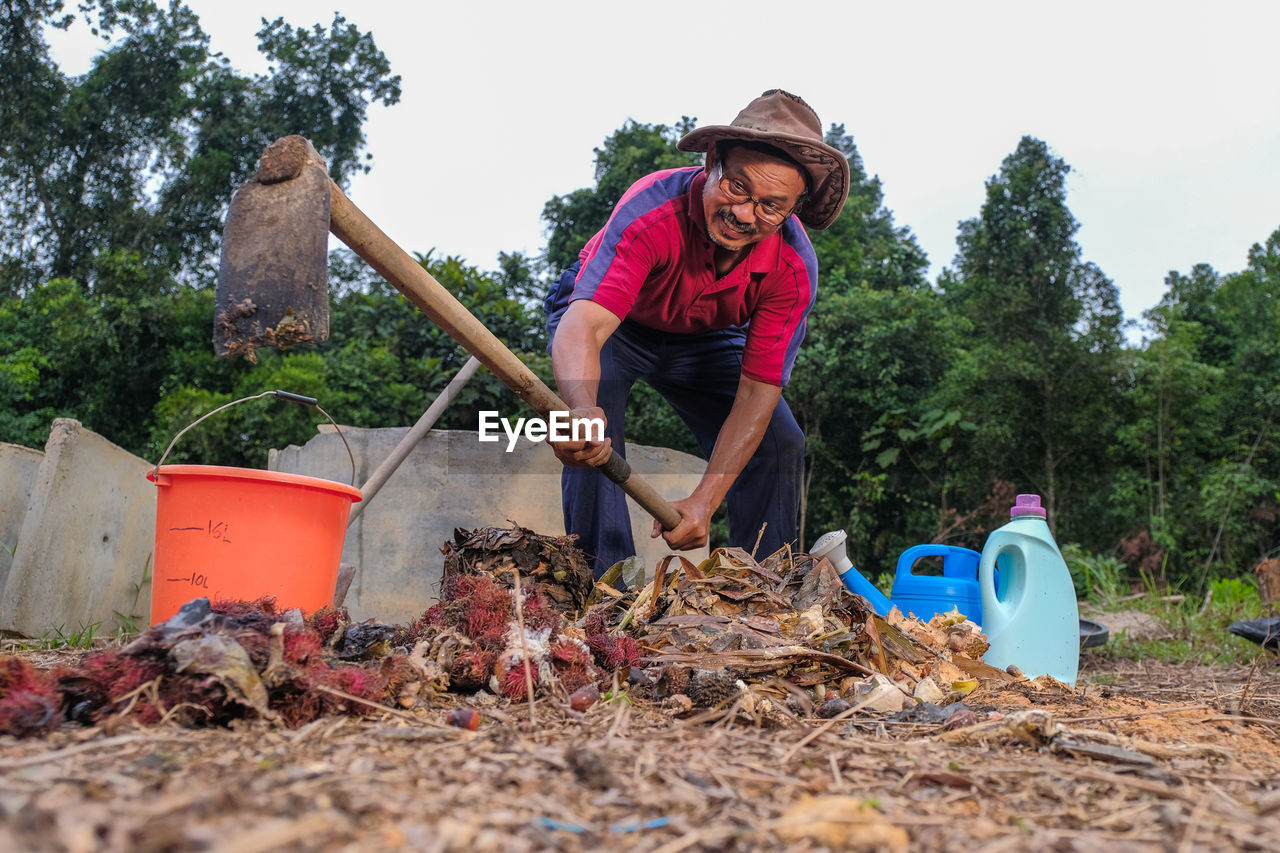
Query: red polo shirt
570,167,819,386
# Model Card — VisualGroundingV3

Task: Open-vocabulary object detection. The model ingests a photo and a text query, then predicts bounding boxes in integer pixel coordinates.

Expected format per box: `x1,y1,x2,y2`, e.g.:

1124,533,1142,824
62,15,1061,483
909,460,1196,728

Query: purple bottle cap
1011,494,1047,518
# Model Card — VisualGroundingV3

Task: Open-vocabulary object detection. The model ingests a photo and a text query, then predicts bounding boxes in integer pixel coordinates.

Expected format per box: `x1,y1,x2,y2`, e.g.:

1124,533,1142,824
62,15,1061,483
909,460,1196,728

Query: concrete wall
0,420,155,637
0,442,44,594
0,420,707,634
270,427,708,624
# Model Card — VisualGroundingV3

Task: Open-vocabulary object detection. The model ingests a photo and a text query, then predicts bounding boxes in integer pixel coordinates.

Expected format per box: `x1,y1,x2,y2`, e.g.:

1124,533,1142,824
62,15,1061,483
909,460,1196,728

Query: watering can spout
810,530,892,614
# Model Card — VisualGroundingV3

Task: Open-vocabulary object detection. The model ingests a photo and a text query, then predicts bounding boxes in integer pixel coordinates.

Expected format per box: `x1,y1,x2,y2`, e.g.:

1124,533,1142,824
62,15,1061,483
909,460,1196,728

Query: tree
0,0,404,457
147,250,549,468
787,126,949,563
0,253,237,453
1133,232,1280,584
541,118,701,275
938,136,1124,545
790,285,966,564
0,0,401,296
806,125,930,295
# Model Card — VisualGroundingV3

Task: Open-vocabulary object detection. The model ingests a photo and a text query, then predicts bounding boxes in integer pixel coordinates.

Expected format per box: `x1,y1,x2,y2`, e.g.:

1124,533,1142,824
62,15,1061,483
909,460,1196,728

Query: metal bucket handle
151,390,357,486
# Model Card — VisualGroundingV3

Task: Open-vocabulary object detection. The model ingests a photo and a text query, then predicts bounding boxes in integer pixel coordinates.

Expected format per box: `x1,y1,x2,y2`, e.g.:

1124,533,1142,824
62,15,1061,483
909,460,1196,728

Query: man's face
702,147,806,253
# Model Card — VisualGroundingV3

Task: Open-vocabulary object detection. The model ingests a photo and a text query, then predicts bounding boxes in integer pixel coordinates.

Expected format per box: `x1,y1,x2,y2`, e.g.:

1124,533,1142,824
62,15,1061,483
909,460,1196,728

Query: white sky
48,0,1280,337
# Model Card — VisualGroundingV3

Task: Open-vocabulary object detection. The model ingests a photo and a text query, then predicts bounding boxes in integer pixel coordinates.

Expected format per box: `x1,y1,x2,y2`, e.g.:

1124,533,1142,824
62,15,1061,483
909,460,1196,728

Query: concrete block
0,442,44,594
0,440,43,594
0,419,155,637
270,427,708,624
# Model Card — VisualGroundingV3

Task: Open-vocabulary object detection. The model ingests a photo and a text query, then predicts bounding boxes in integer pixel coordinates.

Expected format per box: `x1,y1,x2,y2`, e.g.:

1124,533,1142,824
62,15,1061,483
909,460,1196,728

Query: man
544,89,849,576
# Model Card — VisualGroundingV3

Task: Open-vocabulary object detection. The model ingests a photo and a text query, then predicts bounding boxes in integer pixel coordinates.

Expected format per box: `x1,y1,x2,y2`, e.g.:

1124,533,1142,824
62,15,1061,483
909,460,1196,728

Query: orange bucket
146,390,363,625
148,465,362,624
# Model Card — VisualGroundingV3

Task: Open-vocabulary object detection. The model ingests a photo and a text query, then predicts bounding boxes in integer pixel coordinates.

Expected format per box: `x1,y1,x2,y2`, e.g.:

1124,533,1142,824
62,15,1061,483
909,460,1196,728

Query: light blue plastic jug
978,494,1079,685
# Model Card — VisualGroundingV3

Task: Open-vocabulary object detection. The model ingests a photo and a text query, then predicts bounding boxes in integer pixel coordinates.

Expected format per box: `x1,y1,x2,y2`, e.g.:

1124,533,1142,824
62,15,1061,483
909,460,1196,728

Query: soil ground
1,652,1278,852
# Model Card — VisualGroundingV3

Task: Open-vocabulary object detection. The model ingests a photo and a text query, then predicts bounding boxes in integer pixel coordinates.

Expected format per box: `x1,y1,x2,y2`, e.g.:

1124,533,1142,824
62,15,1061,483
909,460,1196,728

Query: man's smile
714,208,756,243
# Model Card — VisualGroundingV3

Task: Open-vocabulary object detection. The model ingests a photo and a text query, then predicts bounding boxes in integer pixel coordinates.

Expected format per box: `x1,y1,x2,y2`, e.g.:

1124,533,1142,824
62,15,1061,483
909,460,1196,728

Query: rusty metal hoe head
214,136,332,362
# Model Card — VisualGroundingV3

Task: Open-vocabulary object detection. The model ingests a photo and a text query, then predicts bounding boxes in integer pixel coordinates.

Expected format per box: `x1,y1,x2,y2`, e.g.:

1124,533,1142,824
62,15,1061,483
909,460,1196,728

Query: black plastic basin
1080,618,1110,649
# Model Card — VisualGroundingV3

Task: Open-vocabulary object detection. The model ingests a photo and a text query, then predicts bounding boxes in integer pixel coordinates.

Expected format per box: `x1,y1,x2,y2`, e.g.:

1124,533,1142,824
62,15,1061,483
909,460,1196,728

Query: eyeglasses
714,166,797,226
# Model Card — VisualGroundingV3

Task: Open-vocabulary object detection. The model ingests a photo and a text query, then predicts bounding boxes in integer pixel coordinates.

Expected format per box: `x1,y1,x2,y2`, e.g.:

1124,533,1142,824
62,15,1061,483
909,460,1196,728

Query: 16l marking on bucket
170,519,233,543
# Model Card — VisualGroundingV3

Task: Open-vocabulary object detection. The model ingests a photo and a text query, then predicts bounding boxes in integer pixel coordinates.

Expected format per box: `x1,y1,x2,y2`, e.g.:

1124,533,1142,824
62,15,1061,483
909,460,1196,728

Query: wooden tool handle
326,181,683,532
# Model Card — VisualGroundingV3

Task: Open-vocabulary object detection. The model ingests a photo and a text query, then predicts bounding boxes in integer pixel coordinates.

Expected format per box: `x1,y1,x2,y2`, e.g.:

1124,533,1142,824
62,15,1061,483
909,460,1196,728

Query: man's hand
547,405,612,467
649,376,784,552
651,494,715,551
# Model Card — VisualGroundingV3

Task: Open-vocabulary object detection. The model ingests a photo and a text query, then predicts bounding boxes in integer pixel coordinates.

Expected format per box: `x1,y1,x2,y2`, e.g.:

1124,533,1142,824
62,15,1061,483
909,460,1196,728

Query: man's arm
654,375,783,550
549,299,621,467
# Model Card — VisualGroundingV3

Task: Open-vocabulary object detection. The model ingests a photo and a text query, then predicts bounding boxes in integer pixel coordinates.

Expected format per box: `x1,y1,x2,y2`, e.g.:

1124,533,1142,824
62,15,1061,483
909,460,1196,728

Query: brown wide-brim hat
678,89,850,230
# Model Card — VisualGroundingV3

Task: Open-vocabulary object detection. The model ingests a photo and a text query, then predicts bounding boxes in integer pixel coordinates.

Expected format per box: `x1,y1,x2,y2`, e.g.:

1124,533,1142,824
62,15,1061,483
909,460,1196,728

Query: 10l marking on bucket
166,571,212,590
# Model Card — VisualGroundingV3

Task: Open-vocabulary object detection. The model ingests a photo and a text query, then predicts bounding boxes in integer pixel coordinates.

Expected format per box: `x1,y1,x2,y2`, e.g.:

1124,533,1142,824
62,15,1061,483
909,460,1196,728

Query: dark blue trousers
545,264,804,577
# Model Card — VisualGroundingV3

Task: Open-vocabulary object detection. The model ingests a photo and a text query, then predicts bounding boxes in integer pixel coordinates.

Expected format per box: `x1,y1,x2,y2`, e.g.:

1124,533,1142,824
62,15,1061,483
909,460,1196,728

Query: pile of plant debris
0,524,1031,738
617,545,1007,721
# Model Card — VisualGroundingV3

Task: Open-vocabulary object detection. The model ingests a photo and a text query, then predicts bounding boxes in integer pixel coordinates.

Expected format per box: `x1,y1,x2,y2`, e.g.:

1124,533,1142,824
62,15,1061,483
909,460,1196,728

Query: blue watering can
810,530,986,625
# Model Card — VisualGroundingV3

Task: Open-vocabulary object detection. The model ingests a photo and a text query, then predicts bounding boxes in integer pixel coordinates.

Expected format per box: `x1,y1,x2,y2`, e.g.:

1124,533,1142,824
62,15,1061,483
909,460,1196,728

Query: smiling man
544,90,850,576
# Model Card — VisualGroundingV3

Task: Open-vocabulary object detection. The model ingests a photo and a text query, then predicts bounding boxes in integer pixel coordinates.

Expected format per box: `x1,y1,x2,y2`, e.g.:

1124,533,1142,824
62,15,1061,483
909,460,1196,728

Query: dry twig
510,567,537,728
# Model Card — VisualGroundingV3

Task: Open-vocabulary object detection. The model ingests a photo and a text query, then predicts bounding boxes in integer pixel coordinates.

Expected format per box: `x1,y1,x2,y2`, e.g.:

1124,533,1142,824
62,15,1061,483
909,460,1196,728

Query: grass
33,622,103,650
1095,589,1268,666
19,557,151,650
1065,545,1275,667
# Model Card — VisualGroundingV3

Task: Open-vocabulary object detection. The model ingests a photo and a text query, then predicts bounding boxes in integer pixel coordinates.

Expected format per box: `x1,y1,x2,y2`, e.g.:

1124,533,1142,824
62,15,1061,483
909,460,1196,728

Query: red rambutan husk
517,587,561,634
548,637,604,695
419,603,446,628
281,627,324,666
583,610,641,670
448,648,494,691
305,606,348,642
210,596,283,626
0,657,60,737
451,575,514,649
314,663,387,713
500,660,538,702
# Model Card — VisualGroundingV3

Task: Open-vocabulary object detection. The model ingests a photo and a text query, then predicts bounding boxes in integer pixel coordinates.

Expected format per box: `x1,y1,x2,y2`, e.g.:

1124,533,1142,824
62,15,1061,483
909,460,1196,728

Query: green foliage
1206,576,1259,612
0,265,240,454
1120,230,1280,584
1089,576,1268,666
542,118,701,274
144,250,550,469
773,125,951,565
1061,543,1128,605
791,284,966,567
0,0,400,295
37,622,101,650
1,238,547,470
938,137,1125,553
